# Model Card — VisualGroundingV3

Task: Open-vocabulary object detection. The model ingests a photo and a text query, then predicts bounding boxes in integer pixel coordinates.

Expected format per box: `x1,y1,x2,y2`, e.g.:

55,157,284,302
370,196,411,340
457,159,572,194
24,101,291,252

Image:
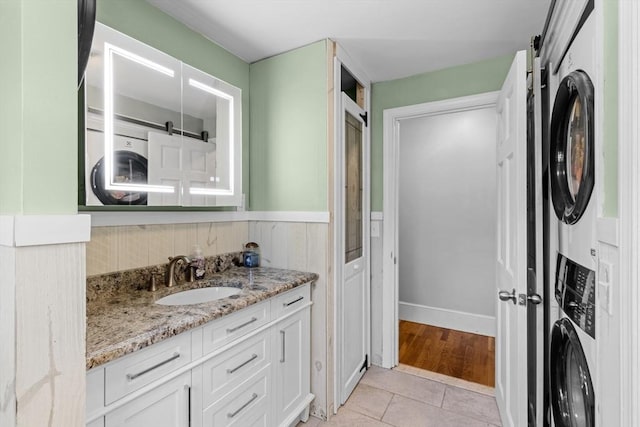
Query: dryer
85,116,149,206
548,12,597,270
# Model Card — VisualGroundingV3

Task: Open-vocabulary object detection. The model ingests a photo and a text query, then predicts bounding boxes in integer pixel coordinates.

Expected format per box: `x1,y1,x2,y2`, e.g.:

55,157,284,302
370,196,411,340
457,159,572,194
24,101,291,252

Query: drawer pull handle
280,330,286,363
227,353,258,374
126,352,180,381
227,393,258,418
283,296,304,307
226,317,258,333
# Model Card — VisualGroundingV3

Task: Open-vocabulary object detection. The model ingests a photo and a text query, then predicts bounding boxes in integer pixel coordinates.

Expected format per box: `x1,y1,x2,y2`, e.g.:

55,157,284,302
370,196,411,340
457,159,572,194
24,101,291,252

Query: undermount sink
155,287,241,305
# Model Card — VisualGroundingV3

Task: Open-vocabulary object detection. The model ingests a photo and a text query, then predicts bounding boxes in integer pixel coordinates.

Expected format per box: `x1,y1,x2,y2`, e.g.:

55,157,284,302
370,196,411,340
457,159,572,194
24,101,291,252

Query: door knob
498,288,517,304
527,293,543,305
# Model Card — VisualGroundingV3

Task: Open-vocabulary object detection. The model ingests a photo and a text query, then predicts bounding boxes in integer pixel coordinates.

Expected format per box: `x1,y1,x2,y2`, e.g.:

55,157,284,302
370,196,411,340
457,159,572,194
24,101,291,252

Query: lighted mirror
83,23,242,207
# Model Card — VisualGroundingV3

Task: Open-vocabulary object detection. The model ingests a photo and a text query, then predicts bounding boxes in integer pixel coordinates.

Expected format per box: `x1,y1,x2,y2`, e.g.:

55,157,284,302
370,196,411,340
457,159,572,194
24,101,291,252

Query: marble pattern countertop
86,266,318,370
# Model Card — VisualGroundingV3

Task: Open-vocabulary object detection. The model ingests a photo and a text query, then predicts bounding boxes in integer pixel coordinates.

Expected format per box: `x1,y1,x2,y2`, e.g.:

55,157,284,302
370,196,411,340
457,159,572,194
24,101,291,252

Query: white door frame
332,45,371,411
617,1,639,425
381,91,499,368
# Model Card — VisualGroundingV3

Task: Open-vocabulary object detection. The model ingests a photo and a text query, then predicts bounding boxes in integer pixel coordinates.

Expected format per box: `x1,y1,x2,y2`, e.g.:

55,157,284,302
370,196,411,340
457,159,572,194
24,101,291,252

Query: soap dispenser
190,245,205,280
243,242,260,268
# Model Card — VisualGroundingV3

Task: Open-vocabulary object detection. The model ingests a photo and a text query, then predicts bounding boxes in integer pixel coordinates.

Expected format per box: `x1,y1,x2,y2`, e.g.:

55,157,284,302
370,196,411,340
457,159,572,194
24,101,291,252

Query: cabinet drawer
202,329,270,408
202,301,269,355
105,333,192,405
271,283,311,319
202,365,271,427
105,372,190,427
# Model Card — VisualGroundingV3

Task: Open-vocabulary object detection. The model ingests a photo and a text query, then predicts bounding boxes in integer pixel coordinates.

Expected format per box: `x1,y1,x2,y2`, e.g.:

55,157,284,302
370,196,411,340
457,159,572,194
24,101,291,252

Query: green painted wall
0,0,77,215
249,41,328,211
603,0,618,217
370,54,514,211
97,0,251,198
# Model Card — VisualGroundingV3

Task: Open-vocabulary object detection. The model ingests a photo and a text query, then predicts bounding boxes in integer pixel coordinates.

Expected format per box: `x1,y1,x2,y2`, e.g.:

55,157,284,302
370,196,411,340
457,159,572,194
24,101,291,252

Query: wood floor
399,320,495,387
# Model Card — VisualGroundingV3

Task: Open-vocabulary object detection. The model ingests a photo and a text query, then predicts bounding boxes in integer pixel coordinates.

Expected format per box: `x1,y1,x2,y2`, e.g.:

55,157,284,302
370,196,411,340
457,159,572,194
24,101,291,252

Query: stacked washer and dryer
545,7,597,427
85,114,150,206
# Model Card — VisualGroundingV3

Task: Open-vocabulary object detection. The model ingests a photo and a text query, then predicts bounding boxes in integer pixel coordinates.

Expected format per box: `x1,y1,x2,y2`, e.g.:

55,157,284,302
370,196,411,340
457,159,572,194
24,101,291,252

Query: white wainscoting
399,301,496,337
0,246,16,427
86,221,250,276
248,220,331,421
370,214,384,366
0,215,89,427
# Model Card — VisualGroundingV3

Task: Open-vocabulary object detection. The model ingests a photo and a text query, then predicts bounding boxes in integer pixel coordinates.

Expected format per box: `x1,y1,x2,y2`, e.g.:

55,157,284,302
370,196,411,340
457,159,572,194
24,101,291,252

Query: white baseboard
399,301,495,337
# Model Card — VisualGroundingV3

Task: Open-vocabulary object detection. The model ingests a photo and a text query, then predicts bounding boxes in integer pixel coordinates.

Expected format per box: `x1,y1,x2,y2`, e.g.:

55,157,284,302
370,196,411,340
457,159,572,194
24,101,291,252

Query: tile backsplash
87,221,249,276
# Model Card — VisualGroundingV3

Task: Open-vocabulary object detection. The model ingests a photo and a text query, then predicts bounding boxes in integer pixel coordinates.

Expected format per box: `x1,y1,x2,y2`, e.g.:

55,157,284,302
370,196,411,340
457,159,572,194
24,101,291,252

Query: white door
531,56,545,426
338,93,370,404
182,137,217,206
147,132,182,205
495,50,528,427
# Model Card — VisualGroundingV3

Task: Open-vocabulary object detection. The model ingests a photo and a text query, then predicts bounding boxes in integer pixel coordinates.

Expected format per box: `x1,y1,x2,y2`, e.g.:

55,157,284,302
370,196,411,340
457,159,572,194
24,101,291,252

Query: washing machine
549,254,596,427
546,9,597,427
85,115,149,206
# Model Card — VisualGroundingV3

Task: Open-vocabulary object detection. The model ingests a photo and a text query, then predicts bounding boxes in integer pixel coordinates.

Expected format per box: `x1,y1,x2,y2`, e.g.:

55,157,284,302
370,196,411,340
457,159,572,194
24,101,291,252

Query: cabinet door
105,372,191,427
273,308,310,425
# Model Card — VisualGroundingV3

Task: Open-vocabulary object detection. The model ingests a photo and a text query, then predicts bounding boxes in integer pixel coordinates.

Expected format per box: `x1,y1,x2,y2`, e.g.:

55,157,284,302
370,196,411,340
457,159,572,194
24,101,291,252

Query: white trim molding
618,0,639,425
246,211,330,223
0,215,91,247
87,210,330,227
540,0,591,73
370,211,383,221
399,302,496,337
381,91,500,368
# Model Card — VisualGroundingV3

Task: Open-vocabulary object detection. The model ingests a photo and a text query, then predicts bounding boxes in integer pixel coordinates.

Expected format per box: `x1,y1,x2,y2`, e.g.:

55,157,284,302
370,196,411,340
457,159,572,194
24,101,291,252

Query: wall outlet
371,221,380,238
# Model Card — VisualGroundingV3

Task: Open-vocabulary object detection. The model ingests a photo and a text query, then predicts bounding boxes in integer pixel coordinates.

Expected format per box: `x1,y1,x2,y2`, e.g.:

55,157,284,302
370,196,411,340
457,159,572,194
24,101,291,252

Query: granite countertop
86,266,318,370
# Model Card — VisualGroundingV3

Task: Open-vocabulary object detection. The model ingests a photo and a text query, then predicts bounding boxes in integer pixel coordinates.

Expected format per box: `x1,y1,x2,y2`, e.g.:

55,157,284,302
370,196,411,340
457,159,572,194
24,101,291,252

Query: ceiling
147,0,551,83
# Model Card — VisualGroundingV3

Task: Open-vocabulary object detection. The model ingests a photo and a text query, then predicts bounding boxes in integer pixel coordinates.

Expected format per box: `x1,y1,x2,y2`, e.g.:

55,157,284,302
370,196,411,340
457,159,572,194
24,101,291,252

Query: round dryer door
91,151,148,205
550,70,595,224
550,318,595,427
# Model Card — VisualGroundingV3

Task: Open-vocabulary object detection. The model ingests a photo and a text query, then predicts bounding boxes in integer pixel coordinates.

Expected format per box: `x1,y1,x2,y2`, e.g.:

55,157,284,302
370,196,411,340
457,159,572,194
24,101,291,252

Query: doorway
381,92,500,385
399,320,495,386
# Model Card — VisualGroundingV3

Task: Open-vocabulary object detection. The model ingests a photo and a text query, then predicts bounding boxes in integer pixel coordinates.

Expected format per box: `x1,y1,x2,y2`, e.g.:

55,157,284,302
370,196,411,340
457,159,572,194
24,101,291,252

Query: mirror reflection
84,23,242,207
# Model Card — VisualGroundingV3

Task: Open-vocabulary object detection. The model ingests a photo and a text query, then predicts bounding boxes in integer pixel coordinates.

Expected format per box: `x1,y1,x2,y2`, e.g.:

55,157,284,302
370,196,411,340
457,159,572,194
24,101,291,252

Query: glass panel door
345,112,363,263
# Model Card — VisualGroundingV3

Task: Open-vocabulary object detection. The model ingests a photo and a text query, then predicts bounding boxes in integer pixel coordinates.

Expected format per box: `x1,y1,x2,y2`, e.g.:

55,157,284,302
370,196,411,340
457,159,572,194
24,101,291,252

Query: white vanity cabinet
105,373,191,427
87,283,313,427
273,288,312,426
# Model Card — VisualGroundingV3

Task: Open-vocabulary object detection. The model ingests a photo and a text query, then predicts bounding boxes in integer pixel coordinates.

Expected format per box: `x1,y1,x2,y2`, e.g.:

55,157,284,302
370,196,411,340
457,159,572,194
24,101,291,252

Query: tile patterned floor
299,366,502,427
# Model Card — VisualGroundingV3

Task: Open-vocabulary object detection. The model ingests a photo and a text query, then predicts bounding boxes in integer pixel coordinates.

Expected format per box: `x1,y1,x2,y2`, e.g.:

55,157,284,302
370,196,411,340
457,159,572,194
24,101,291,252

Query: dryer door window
91,151,148,205
550,318,595,427
550,70,595,224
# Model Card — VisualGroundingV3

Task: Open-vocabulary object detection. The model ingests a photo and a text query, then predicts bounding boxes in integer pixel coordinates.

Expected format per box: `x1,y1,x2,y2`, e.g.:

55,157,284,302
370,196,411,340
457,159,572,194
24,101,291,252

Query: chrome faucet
166,255,192,287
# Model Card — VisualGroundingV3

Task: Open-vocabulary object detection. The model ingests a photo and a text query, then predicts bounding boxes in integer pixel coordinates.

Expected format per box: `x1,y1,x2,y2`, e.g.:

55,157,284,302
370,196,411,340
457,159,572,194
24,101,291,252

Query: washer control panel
555,254,596,338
